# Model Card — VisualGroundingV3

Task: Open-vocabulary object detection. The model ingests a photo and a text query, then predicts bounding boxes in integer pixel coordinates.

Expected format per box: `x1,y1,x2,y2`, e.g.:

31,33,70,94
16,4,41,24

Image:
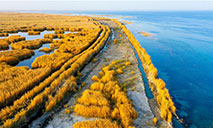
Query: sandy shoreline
29,18,172,128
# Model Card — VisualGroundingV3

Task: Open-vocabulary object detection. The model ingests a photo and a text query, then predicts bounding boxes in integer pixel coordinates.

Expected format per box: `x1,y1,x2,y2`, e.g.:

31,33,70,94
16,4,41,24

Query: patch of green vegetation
113,27,121,31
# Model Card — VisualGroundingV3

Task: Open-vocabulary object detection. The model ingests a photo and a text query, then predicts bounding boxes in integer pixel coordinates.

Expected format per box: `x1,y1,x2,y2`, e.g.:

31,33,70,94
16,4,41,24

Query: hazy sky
0,0,213,11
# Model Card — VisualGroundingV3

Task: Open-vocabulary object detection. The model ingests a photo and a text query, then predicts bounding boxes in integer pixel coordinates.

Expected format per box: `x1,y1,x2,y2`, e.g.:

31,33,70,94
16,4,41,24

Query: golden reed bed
0,13,111,127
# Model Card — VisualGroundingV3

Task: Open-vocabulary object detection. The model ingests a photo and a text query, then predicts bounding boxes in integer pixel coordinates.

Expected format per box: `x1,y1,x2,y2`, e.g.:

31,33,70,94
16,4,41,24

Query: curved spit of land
0,13,176,128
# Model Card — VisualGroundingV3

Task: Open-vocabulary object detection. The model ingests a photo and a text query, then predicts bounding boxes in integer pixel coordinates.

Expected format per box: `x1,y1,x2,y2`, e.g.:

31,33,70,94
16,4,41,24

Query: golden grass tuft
116,68,123,74
44,33,58,39
54,30,64,34
92,58,97,63
81,82,86,87
77,71,82,77
91,75,100,82
77,89,109,106
0,39,9,50
0,49,34,65
28,31,40,35
99,71,104,76
6,35,26,43
0,62,11,72
65,108,71,114
131,86,136,91
153,117,158,125
102,81,121,97
113,39,117,44
118,103,138,127
101,70,115,83
73,119,120,128
111,107,120,119
11,39,52,50
112,89,131,105
32,52,72,70
46,27,54,31
74,104,110,118
102,65,111,73
125,61,131,66
0,33,8,37
90,82,105,91
39,47,53,53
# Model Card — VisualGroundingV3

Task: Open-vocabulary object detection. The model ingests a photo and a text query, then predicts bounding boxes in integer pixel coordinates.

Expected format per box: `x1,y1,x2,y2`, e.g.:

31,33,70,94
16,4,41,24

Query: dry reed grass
112,19,176,122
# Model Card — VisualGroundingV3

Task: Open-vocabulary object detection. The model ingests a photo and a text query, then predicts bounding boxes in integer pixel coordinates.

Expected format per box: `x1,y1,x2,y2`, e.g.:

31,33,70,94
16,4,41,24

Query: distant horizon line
0,10,213,12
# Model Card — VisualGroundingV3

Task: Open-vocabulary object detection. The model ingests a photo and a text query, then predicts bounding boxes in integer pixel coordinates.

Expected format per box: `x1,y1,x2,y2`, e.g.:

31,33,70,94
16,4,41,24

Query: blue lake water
7,10,213,127
124,11,213,128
